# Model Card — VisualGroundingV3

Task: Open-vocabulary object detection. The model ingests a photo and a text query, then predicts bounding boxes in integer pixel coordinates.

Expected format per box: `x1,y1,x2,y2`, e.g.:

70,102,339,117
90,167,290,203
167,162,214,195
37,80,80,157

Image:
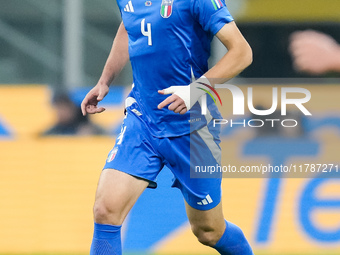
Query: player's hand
81,83,109,115
158,77,212,114
158,86,189,115
289,30,340,74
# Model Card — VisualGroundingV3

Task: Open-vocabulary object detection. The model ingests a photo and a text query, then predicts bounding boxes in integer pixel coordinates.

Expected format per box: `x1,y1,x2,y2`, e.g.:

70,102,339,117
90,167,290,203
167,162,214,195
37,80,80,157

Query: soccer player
81,0,253,254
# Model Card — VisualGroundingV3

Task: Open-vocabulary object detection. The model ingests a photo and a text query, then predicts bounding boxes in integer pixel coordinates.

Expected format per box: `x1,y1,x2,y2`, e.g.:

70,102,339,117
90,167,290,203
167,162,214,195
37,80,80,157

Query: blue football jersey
118,0,234,137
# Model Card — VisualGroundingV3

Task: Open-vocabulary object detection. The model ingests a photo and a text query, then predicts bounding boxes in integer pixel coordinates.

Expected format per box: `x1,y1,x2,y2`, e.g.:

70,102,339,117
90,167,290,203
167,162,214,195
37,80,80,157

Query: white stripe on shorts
197,125,221,165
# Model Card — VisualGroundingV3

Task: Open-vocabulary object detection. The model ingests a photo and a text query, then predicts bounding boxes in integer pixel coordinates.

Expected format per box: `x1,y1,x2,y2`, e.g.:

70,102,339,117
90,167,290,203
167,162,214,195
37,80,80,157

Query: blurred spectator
289,30,340,75
42,92,107,136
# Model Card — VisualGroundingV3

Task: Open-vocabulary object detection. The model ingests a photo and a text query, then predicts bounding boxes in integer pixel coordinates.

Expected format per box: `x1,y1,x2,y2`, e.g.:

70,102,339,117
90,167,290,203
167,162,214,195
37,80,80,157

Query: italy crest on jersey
107,147,118,162
160,0,173,18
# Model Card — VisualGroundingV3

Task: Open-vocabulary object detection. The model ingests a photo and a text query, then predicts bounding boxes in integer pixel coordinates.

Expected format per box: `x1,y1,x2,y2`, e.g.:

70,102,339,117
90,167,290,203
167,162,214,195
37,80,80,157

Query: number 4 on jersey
141,19,152,46
116,126,127,145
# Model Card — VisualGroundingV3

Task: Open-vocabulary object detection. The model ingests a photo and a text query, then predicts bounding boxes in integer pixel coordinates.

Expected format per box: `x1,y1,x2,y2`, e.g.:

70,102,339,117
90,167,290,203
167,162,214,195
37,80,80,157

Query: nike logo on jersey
197,194,213,205
124,0,134,12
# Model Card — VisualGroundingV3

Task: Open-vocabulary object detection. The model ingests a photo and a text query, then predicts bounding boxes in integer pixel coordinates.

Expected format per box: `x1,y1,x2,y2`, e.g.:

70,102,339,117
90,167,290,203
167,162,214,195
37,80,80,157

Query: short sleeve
191,0,234,35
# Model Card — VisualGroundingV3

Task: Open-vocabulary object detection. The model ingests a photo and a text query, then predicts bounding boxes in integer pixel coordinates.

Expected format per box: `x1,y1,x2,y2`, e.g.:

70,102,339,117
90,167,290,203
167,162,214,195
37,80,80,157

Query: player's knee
93,201,110,223
93,200,123,225
191,224,222,247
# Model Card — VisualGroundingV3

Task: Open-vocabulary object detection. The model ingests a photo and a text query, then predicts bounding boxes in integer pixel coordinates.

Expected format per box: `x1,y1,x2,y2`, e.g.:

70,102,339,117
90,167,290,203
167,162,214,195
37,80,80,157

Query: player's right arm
81,22,129,115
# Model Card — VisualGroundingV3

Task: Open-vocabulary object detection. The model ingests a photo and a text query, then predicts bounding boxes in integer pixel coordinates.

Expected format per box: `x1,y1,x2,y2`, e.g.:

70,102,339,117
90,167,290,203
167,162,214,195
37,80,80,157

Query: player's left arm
158,21,252,114
205,21,252,83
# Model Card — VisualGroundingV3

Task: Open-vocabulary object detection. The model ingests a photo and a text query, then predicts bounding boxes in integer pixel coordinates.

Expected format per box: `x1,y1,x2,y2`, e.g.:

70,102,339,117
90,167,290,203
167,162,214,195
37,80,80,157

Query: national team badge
107,147,118,163
145,1,152,6
160,0,173,18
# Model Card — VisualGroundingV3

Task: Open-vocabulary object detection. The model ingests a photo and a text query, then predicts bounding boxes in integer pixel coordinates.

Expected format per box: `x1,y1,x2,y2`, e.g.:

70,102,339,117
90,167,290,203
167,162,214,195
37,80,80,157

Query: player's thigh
185,200,226,236
94,168,149,225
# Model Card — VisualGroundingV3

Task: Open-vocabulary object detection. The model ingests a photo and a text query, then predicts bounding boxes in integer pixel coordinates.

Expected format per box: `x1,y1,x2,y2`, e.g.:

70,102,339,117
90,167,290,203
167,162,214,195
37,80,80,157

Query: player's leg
93,168,149,225
185,201,254,255
90,168,149,255
90,111,162,255
185,200,225,246
161,123,254,255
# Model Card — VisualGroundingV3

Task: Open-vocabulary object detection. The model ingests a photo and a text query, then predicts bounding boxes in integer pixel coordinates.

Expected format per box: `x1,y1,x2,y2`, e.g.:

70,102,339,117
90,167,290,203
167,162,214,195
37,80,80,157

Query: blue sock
90,222,122,255
214,221,254,255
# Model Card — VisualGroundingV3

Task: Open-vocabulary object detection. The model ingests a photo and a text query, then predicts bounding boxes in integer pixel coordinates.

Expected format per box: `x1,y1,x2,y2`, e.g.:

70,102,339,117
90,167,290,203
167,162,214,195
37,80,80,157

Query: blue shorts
103,110,222,210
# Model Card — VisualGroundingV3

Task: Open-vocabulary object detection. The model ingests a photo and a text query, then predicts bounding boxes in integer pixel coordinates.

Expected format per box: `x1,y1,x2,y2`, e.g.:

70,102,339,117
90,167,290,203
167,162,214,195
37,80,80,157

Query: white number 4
141,19,152,46
116,126,126,145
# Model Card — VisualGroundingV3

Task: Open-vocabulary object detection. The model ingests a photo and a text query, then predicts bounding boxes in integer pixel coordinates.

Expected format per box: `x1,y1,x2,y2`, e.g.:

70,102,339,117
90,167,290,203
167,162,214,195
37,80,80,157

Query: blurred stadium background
0,0,339,254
